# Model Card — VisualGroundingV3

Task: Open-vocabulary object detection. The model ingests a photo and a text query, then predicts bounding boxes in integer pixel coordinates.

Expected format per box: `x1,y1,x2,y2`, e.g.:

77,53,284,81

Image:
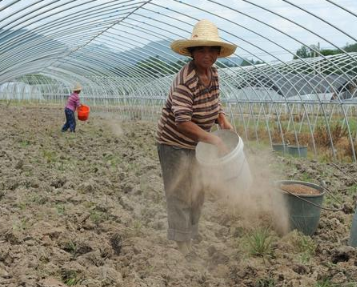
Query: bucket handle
282,186,343,212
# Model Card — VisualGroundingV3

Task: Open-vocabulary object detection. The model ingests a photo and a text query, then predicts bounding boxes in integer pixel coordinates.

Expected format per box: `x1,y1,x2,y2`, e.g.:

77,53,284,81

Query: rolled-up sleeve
171,84,193,123
218,99,224,114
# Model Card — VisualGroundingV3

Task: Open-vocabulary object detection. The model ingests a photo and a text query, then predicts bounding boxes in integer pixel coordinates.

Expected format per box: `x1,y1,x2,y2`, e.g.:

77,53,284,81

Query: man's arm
217,113,233,130
176,121,229,154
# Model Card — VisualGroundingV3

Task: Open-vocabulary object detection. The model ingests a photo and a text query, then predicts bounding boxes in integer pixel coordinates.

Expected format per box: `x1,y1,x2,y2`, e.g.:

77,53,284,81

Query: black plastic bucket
275,180,325,236
286,146,307,158
272,143,287,154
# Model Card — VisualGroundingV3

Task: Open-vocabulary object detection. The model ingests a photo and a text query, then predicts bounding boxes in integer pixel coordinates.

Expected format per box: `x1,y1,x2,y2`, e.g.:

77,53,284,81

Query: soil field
0,104,357,287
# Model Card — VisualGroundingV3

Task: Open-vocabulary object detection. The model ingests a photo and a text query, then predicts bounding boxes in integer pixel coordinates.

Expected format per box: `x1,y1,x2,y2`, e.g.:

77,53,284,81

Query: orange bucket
77,104,90,121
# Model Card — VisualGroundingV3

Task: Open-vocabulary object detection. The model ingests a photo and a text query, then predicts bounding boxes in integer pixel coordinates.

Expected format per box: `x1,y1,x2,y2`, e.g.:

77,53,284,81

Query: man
156,20,237,256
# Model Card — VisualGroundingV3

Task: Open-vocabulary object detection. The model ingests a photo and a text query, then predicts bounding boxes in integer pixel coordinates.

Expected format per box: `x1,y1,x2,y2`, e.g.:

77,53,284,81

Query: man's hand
217,113,234,130
220,120,233,130
212,135,229,156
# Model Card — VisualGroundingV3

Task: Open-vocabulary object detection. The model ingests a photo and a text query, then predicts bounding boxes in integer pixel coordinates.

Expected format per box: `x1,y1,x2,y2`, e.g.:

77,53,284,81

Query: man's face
192,46,220,69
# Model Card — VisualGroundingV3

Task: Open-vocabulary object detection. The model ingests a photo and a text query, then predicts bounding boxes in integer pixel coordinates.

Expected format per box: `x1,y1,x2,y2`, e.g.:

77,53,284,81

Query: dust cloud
99,113,124,137
197,135,290,235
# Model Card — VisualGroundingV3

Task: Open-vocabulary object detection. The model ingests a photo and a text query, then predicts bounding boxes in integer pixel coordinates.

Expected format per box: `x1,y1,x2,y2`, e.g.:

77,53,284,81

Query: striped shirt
156,60,224,149
65,92,81,112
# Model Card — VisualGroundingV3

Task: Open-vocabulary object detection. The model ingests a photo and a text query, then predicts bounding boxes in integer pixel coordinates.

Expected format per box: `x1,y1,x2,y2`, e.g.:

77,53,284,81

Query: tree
293,42,357,60
293,45,313,59
320,49,339,56
344,43,357,53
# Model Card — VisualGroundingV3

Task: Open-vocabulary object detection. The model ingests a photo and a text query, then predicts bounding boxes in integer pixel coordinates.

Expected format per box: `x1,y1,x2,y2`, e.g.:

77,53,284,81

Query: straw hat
171,19,237,58
73,83,82,91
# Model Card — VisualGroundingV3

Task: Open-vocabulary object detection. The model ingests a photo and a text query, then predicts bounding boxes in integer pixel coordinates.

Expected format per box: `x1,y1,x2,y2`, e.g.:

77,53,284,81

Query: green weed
315,278,333,287
61,270,81,286
56,204,65,215
29,194,47,205
19,140,30,147
347,184,357,196
13,219,29,231
297,235,316,255
255,276,277,287
125,220,144,237
286,231,316,263
89,210,107,225
104,153,122,167
299,172,314,182
63,241,78,258
16,201,27,210
245,227,274,258
299,252,312,264
42,149,57,163
133,220,143,232
83,201,95,209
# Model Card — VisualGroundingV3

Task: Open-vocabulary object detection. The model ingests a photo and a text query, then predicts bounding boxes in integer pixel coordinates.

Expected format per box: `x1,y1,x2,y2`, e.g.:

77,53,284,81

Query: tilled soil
0,104,357,287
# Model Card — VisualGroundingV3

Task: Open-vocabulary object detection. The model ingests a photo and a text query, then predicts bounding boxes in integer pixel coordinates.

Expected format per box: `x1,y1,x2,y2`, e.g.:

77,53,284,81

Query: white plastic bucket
196,130,252,192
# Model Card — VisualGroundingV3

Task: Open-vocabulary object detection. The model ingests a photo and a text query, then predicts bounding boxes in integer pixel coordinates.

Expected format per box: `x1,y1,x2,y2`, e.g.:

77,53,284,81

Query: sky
0,0,356,63
147,0,357,62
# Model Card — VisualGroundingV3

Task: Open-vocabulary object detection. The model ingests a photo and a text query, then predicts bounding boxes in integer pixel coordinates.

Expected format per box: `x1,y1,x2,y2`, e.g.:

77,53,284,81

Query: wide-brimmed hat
73,83,82,91
171,19,237,58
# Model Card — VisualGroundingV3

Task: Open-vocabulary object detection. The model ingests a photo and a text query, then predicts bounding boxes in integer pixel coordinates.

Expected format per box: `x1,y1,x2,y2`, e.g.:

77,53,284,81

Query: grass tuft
245,227,274,258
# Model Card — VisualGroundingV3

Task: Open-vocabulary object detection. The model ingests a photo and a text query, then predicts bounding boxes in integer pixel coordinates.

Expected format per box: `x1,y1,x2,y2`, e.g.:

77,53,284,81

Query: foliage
315,278,333,287
347,184,357,196
245,227,274,258
297,235,316,263
56,204,66,215
298,171,314,183
293,42,357,60
284,230,316,263
292,42,357,74
294,45,315,59
61,269,81,286
320,49,340,56
89,209,108,225
344,137,357,158
42,149,57,163
63,241,78,258
315,279,357,287
255,276,277,287
344,42,357,53
19,140,31,147
314,123,349,147
271,125,288,143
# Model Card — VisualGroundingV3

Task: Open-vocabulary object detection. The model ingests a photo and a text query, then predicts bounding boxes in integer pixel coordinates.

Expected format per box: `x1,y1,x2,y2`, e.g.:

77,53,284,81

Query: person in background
62,83,82,133
156,19,237,256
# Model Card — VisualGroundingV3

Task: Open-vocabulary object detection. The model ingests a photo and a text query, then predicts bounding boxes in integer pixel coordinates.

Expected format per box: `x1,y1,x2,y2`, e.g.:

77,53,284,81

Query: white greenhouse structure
0,0,356,161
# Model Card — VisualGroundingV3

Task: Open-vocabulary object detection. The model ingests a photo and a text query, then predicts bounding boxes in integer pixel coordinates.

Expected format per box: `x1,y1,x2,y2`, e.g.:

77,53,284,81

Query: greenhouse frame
0,0,356,161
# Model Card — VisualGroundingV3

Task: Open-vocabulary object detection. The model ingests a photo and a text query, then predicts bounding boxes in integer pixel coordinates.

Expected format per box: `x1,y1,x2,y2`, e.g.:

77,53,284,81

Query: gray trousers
157,144,204,242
